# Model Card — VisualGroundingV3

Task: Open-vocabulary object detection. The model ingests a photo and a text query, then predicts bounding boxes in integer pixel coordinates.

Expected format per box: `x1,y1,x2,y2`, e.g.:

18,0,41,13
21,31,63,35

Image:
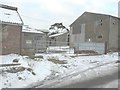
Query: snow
0,7,22,24
22,25,44,34
48,28,68,37
39,29,49,33
0,52,118,89
49,32,67,38
102,80,118,88
0,54,54,88
50,63,118,88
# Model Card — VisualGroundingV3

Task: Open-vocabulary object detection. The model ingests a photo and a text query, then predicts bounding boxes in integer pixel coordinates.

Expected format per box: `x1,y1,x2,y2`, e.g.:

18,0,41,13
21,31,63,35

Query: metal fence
46,46,74,54
22,40,107,55
22,41,74,54
48,41,69,46
74,42,107,54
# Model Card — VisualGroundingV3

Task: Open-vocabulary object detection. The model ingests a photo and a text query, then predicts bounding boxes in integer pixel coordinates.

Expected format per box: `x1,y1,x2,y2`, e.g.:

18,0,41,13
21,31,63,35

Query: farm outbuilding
0,4,23,55
48,31,70,46
70,12,120,54
22,25,47,55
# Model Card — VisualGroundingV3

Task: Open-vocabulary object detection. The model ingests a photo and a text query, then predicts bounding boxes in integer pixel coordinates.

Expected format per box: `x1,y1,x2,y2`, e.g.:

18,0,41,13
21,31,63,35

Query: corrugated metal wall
75,42,106,54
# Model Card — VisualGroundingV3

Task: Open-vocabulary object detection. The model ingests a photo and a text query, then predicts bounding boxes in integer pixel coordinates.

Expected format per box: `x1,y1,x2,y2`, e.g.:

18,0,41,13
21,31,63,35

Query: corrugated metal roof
0,5,23,25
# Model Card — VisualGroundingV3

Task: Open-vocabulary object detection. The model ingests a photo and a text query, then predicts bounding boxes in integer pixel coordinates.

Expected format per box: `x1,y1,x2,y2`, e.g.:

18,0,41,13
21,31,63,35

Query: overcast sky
0,0,119,29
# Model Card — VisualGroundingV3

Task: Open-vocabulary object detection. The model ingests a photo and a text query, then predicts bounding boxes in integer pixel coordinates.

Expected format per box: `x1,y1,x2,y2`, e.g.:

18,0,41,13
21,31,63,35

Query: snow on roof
22,25,44,34
49,31,68,38
0,5,23,25
39,29,49,33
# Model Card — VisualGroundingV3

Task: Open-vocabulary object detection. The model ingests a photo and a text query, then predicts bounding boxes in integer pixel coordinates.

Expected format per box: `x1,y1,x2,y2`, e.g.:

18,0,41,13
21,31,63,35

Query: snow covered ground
0,52,119,89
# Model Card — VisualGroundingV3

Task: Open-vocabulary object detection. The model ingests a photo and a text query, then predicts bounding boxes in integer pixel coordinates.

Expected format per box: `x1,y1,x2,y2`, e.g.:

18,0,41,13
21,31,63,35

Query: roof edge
0,4,18,11
70,11,119,27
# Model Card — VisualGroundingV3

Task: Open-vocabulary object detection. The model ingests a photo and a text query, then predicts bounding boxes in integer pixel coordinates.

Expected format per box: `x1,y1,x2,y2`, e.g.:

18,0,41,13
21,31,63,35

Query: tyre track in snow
60,70,119,88
34,61,118,88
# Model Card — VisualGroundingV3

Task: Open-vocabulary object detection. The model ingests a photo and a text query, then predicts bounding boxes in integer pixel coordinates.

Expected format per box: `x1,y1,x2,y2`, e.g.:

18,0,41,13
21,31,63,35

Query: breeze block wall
2,24,22,55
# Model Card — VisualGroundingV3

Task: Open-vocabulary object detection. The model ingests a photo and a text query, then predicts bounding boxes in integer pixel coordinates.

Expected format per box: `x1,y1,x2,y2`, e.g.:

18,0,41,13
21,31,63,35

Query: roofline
0,4,24,25
70,12,85,27
70,11,119,27
85,11,119,19
0,21,23,26
22,31,45,34
49,32,68,38
39,30,49,33
0,4,18,11
17,10,24,25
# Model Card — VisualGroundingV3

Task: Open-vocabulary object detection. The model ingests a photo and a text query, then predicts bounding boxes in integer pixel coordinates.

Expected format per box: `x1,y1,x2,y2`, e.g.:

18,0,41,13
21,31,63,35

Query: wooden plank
0,63,21,67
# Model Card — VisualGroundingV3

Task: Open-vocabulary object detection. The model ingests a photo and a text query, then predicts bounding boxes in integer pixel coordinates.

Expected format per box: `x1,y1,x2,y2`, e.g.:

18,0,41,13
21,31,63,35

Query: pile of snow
0,54,54,88
0,52,118,89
